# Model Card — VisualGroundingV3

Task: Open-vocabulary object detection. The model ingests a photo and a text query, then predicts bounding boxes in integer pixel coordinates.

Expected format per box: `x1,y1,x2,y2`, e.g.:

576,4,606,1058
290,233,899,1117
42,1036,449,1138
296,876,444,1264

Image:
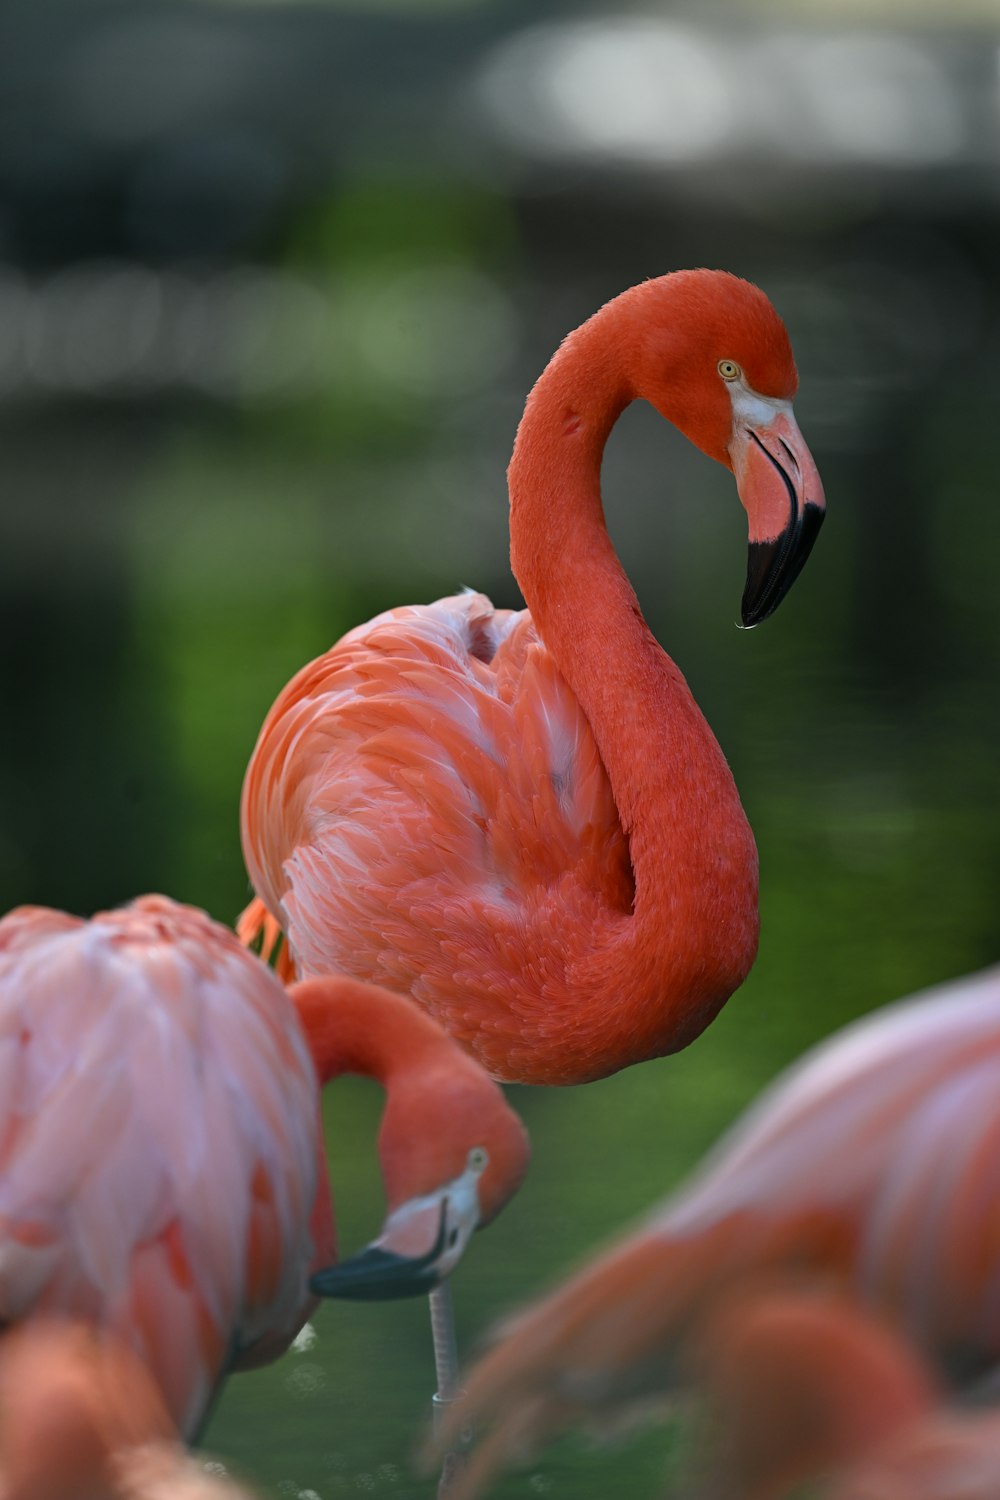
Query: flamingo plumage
240,269,825,1085
0,896,528,1439
0,1319,260,1500
829,1404,1000,1500
0,896,327,1439
691,1290,1000,1500
436,962,1000,1493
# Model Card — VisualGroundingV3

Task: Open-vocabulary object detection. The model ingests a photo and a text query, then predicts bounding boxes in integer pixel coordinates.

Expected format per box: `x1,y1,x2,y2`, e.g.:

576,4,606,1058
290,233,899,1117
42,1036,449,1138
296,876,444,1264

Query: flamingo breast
242,592,635,1079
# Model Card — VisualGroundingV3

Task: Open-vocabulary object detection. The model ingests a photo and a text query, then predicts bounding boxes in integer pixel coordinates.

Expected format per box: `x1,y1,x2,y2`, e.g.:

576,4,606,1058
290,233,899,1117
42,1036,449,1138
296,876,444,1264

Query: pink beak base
730,409,826,627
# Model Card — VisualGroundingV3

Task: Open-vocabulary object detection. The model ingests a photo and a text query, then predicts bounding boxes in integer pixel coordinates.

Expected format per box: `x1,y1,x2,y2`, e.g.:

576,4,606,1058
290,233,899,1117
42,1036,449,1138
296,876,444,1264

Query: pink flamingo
435,962,1000,1494
239,268,825,1086
0,896,528,1443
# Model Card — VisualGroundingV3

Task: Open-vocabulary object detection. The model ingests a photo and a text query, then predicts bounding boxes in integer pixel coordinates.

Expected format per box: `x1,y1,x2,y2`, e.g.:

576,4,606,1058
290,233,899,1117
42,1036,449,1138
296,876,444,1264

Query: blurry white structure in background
479,21,733,163
0,262,517,403
0,14,989,416
775,34,961,163
476,18,966,168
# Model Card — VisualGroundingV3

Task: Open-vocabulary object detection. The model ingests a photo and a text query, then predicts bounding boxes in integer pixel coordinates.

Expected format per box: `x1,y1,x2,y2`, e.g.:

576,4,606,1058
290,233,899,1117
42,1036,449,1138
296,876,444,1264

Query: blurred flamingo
0,1318,260,1500
0,896,528,1444
692,1289,1000,1500
436,962,1000,1493
830,1401,1000,1500
239,268,826,1086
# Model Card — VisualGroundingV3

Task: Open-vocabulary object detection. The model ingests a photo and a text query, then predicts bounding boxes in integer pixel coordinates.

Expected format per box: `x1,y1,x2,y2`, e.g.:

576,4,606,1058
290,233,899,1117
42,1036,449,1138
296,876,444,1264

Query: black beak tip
739,593,775,629
741,502,825,627
310,1248,441,1302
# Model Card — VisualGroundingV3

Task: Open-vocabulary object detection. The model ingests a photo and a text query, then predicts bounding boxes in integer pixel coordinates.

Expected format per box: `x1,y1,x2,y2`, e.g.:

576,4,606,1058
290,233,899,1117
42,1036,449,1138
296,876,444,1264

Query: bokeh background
3,0,1000,1494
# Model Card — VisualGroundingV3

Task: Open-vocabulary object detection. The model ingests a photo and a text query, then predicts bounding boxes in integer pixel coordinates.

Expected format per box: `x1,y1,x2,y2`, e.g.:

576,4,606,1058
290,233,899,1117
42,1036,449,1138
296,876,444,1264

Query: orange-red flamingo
0,1319,260,1500
436,962,1000,1494
830,1403,1000,1500
691,1289,1000,1500
239,269,826,1086
0,896,528,1444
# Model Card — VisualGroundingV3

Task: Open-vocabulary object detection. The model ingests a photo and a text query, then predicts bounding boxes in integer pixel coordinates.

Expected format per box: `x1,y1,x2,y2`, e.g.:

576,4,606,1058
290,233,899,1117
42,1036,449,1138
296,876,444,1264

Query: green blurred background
2,0,1000,1493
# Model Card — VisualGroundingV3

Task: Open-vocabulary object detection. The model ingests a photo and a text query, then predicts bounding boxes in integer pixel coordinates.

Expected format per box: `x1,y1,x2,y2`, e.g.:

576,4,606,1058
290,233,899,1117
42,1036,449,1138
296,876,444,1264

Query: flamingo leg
430,1282,469,1495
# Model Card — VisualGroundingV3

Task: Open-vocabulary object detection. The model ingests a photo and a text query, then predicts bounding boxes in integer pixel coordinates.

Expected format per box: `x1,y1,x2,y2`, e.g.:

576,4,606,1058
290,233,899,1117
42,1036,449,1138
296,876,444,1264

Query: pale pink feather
242,592,633,1080
0,896,325,1438
438,964,1000,1490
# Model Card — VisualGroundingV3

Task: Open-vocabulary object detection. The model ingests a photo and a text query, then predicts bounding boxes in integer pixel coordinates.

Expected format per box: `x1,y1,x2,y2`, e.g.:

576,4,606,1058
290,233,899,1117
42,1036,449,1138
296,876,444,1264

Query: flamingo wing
241,592,633,1079
831,1407,1000,1500
0,897,322,1438
667,963,1000,1351
437,966,1000,1481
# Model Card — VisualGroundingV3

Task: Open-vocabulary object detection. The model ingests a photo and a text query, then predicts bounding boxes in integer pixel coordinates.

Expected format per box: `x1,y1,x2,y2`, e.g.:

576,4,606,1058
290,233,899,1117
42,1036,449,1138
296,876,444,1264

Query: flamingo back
0,896,325,1438
666,964,1000,1359
437,965,1000,1483
830,1407,1000,1500
241,592,634,1082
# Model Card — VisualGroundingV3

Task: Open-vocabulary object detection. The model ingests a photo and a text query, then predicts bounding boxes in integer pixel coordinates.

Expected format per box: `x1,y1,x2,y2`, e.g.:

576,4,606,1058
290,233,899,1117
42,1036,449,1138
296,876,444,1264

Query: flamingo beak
310,1199,452,1301
730,405,825,627
310,1159,484,1302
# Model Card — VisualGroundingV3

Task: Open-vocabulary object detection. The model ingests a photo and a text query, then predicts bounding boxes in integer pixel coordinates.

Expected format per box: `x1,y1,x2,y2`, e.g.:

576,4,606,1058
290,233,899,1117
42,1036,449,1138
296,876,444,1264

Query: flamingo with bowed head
0,896,528,1439
239,269,825,1086
0,1319,261,1500
435,962,1000,1494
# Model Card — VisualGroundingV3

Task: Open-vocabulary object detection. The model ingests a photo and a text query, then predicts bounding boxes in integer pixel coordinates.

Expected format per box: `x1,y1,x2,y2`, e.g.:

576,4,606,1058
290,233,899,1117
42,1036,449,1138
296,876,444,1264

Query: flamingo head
627,269,826,626
311,1060,530,1301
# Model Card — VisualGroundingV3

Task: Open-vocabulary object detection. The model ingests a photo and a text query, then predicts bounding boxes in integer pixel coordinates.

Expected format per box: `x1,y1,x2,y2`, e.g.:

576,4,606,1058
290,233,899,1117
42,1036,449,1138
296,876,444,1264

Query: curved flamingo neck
290,977,447,1087
507,298,758,1046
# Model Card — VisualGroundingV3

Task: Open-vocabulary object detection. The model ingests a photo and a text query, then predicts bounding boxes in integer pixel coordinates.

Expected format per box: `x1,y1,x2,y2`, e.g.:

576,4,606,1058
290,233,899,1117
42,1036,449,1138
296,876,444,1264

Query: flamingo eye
718,360,741,382
468,1147,489,1174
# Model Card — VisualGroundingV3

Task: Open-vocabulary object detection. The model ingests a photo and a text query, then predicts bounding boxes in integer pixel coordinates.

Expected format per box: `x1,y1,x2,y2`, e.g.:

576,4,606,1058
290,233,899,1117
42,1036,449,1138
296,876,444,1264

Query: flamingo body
243,592,635,1085
0,1319,260,1500
442,964,1000,1487
242,270,826,1085
0,894,527,1440
0,897,329,1440
831,1406,1000,1500
692,1290,1000,1500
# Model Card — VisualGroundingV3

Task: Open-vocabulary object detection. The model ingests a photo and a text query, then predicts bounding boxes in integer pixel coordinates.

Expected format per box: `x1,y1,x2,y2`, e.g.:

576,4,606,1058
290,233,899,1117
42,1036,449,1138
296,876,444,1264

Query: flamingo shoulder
671,964,1000,1225
243,592,633,975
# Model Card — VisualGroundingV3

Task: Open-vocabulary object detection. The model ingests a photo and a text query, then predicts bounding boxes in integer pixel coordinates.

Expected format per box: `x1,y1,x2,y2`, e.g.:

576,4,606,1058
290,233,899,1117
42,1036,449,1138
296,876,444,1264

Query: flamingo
434,962,1000,1494
829,1404,1000,1500
0,895,528,1444
239,268,826,1086
0,1318,260,1500
690,1289,1000,1500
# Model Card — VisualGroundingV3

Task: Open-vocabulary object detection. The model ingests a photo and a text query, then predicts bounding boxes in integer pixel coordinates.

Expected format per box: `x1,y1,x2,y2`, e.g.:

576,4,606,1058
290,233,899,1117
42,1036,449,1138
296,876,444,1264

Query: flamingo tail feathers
235,897,298,984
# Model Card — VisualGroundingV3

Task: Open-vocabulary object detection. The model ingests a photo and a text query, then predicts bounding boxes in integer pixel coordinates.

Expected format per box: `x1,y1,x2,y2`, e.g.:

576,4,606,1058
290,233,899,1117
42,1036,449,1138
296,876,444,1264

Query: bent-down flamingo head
624,269,826,626
290,977,530,1301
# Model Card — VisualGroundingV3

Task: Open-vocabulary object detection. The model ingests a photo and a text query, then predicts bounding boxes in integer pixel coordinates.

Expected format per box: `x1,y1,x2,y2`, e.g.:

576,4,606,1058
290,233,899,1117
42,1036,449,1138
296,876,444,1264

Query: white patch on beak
726,378,794,436
376,1147,489,1281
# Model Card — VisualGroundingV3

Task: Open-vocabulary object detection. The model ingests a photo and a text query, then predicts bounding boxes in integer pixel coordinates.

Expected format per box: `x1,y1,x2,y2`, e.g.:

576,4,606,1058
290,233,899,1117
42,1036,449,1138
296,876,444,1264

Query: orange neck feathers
291,975,447,1088
289,976,529,1225
508,277,760,1055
